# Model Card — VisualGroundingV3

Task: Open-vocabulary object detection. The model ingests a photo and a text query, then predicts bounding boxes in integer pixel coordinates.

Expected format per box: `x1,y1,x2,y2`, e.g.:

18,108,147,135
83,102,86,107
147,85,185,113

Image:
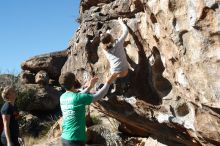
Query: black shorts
61,138,85,146
1,136,20,146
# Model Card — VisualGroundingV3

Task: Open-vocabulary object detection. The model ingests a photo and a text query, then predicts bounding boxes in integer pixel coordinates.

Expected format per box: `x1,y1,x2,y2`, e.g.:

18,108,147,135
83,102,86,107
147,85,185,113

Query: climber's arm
80,87,90,93
92,83,110,102
118,17,128,43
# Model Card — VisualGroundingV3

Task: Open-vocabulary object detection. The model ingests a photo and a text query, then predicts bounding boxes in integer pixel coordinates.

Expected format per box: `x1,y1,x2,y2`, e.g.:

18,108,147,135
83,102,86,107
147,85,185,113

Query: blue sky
0,0,80,74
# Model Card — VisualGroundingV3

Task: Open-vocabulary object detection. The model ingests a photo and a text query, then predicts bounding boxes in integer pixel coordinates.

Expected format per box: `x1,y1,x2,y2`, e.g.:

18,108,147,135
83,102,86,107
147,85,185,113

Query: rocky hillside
21,0,220,145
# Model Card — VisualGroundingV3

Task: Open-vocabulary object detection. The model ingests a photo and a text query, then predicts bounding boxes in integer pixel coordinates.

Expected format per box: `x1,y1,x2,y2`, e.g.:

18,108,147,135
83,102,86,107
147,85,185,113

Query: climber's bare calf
116,70,128,78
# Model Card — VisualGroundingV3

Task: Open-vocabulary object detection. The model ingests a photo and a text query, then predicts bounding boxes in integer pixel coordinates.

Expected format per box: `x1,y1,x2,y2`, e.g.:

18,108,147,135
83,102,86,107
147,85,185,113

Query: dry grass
23,136,47,146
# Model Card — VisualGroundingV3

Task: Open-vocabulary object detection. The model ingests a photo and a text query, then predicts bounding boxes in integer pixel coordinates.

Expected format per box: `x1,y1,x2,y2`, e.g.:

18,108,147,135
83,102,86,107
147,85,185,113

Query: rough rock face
21,49,69,80
22,0,220,145
35,70,49,85
20,70,35,84
19,50,68,112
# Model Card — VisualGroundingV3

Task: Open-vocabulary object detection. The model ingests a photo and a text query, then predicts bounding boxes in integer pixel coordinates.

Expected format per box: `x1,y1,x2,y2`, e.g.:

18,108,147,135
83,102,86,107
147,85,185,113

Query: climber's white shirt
103,21,129,73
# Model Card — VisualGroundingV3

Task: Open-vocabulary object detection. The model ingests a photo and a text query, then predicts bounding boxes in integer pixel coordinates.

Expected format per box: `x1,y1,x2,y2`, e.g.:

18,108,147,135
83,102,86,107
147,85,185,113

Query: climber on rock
100,17,130,94
100,17,129,78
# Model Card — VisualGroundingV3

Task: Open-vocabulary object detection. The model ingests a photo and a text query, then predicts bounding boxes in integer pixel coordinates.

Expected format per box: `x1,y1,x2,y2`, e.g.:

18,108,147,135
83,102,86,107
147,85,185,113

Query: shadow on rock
126,26,172,105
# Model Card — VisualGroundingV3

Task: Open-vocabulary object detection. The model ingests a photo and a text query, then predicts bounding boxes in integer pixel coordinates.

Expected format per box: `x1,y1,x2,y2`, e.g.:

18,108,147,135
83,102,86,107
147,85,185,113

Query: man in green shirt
59,72,118,146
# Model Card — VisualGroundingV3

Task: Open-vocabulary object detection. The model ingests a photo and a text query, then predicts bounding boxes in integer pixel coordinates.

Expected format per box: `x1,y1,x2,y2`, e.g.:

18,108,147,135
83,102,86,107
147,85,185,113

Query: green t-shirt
60,92,93,141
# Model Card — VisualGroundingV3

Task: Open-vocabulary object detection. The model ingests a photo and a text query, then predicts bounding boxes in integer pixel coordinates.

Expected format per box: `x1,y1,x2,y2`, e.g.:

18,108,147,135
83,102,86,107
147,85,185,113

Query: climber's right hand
118,17,124,23
88,76,99,88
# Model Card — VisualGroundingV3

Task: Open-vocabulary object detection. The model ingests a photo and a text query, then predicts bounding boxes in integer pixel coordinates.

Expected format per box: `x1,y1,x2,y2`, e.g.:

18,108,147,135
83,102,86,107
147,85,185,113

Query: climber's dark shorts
1,136,20,146
61,138,85,146
117,75,129,82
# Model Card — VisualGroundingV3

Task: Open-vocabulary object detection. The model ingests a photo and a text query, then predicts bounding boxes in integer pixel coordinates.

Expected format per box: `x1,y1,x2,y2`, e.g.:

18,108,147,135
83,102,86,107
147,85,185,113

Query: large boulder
21,49,69,80
21,0,220,145
19,70,35,84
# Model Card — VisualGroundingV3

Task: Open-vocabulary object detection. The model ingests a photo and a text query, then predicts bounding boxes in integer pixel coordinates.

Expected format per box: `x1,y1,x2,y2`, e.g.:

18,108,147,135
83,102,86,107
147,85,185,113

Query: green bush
16,88,37,111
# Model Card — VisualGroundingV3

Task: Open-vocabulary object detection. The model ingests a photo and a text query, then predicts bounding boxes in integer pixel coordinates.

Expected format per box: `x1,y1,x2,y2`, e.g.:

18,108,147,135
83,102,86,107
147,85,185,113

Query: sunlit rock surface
22,0,220,145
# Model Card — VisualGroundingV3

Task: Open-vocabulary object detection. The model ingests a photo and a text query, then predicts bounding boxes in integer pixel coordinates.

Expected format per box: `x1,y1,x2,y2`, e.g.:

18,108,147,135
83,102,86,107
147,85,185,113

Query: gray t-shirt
103,22,129,73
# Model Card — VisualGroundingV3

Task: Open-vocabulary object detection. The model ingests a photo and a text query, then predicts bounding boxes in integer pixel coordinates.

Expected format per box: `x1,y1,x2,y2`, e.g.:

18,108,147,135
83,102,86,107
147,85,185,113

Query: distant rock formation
16,50,69,112
21,49,69,81
21,0,220,145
